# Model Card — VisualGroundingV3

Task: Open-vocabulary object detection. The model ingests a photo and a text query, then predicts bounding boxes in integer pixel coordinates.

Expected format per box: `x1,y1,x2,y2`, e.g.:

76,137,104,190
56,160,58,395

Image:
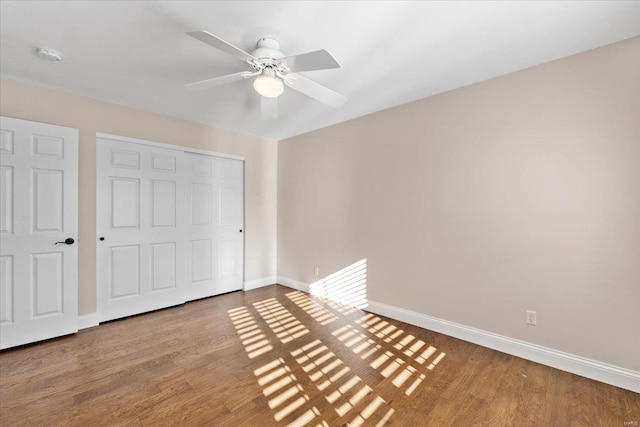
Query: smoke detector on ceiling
36,48,62,62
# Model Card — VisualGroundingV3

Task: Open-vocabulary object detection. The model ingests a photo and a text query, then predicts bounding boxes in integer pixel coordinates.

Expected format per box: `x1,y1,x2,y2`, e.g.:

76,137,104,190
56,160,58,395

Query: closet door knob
239,229,243,233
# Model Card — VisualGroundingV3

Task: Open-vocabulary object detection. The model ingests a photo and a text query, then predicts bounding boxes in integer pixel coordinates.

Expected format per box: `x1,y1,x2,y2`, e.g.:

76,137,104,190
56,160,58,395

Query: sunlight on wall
309,259,368,309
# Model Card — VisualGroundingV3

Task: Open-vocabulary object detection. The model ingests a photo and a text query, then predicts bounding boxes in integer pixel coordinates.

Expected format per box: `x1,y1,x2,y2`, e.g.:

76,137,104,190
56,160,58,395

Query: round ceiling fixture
36,48,62,62
253,68,284,98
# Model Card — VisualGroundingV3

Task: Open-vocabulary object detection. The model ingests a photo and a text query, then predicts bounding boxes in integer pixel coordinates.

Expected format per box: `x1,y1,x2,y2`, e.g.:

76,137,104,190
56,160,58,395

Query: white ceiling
1,1,639,141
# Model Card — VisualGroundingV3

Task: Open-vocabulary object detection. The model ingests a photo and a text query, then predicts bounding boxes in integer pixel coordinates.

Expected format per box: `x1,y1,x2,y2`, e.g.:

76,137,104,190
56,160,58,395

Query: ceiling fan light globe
254,76,284,98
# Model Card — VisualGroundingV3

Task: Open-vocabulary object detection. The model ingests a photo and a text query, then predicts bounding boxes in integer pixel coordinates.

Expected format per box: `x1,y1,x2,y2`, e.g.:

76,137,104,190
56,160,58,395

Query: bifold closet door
0,116,78,349
97,138,186,322
185,154,244,301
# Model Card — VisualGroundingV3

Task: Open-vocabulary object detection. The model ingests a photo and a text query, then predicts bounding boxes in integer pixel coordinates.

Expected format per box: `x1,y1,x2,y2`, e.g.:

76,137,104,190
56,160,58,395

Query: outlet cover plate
526,310,537,326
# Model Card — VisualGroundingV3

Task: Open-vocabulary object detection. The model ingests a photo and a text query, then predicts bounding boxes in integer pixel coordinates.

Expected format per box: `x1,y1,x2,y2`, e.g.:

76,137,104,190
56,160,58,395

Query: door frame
95,132,245,322
96,133,244,161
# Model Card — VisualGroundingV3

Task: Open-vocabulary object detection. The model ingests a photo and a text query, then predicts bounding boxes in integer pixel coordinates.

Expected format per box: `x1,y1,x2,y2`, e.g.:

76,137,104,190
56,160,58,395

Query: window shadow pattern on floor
228,279,445,426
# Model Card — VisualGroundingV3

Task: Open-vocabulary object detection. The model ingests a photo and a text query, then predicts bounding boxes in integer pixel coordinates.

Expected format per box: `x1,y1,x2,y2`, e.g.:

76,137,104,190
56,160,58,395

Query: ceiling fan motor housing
251,38,285,61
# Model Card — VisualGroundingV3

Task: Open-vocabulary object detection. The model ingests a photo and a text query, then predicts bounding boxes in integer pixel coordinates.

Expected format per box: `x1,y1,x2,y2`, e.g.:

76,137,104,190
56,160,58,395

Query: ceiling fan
184,31,347,119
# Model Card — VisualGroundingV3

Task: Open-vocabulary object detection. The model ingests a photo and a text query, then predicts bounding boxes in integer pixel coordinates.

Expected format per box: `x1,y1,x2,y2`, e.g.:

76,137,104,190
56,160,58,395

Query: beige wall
278,37,640,371
0,78,278,316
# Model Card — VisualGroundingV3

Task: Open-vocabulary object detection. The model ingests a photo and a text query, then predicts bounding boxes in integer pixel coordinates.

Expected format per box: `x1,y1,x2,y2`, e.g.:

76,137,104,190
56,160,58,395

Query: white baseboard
82,277,279,330
275,276,640,393
366,300,640,393
78,313,100,330
244,276,277,291
276,276,309,292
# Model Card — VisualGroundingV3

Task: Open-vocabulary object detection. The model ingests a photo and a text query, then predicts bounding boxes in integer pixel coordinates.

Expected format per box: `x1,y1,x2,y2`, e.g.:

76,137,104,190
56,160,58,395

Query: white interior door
97,138,186,322
185,153,216,301
215,157,244,293
185,154,244,300
0,116,78,349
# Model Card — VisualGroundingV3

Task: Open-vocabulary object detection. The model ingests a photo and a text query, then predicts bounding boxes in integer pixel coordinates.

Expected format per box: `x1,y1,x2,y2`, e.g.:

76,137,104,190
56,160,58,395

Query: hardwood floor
1,285,638,426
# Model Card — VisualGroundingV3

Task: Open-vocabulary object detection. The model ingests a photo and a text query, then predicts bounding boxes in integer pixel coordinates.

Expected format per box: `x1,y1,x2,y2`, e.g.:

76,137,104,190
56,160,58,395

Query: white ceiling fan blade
184,72,248,90
186,31,258,63
285,74,347,108
278,50,340,73
261,96,278,120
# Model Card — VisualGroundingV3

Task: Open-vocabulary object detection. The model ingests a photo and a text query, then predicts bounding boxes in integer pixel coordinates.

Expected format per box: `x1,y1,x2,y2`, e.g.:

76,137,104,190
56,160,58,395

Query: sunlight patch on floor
228,306,273,359
253,298,310,343
228,286,445,426
290,338,390,424
286,291,340,325
251,357,316,423
340,313,447,396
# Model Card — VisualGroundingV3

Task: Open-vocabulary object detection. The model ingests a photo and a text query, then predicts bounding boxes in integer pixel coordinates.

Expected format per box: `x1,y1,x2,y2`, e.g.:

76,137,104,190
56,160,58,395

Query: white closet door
0,116,78,349
185,153,216,301
185,154,244,300
97,138,186,322
215,157,244,293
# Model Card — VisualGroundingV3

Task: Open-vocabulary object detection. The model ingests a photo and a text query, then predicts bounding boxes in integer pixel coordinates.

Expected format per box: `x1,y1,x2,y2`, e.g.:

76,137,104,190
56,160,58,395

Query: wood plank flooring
1,285,638,426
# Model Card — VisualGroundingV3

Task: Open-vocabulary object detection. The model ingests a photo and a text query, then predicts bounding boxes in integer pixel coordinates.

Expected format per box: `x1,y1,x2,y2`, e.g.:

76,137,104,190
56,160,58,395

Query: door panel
97,138,186,321
0,165,13,234
33,168,64,232
191,239,212,284
111,178,139,228
32,134,64,159
151,242,176,291
218,238,238,276
0,129,14,154
0,116,78,349
151,180,176,227
0,255,13,324
219,186,240,225
110,149,140,169
191,183,212,225
110,245,140,299
152,155,176,172
32,251,64,316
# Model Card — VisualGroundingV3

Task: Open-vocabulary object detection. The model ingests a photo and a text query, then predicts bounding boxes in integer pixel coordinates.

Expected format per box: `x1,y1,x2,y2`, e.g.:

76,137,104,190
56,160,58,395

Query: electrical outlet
313,266,319,277
526,310,537,326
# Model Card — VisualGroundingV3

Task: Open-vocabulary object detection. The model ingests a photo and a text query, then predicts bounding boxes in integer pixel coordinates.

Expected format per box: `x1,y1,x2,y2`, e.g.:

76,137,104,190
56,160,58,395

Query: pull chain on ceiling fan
185,31,347,119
